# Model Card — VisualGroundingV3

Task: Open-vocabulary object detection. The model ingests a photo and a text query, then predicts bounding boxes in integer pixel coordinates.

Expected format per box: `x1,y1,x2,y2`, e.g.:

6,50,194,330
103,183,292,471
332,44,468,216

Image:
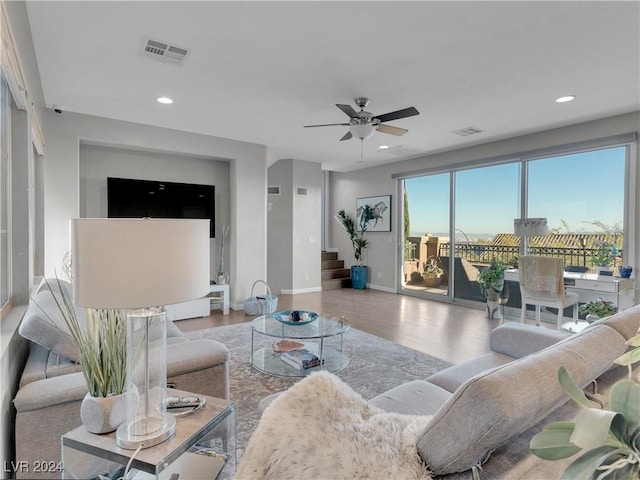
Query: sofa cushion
416,324,627,475
426,352,514,393
369,380,452,415
589,304,640,340
19,282,84,362
489,322,570,358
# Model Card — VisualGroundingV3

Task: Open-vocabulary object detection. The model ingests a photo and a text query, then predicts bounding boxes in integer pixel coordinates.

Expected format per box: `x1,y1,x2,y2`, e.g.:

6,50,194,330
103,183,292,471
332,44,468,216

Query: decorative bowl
273,310,319,325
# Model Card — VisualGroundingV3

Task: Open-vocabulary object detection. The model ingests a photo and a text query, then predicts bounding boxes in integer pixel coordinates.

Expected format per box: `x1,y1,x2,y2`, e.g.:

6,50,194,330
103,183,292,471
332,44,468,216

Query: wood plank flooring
175,289,522,364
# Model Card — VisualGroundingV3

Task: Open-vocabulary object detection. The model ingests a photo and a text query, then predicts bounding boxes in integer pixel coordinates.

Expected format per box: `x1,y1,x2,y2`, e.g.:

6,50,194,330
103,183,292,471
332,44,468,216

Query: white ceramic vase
80,392,127,434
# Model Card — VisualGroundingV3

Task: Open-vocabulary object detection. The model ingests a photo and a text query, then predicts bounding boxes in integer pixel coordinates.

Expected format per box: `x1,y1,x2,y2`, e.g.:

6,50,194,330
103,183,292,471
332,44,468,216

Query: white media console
165,283,230,320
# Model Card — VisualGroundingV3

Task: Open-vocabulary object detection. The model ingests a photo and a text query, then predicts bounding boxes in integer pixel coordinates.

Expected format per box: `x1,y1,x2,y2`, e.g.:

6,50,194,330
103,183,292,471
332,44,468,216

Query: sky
404,147,626,239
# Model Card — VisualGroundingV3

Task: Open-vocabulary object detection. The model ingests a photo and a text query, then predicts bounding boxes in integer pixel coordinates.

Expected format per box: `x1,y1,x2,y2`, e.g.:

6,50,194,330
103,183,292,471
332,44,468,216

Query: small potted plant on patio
337,206,375,289
422,256,444,288
590,241,619,276
477,258,507,320
578,298,617,321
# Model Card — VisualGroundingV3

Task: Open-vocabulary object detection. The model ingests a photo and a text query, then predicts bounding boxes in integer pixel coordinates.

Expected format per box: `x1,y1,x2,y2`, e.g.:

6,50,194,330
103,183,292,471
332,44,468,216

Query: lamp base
116,413,176,449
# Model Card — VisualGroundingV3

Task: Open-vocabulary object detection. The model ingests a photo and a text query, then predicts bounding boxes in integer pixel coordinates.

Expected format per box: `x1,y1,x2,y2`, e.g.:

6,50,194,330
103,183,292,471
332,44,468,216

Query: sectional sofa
239,304,640,479
12,279,230,479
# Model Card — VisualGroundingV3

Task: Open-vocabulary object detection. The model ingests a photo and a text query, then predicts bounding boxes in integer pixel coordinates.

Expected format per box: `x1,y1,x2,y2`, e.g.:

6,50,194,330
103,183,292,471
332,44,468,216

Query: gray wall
267,159,322,294
43,110,268,308
79,144,230,278
330,112,640,298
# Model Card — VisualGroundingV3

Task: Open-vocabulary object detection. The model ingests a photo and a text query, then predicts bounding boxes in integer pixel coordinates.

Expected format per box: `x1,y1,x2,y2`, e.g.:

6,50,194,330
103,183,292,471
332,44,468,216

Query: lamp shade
349,124,376,140
70,218,210,308
513,218,548,237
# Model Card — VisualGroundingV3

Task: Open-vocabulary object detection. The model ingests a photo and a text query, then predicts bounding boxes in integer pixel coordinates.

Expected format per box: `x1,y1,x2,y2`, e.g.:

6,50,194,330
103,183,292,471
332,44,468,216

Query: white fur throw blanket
234,371,433,480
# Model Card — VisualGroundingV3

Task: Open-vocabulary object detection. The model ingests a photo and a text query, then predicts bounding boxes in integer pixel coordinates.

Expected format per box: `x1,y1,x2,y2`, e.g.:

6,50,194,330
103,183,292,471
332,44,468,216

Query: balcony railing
438,243,617,272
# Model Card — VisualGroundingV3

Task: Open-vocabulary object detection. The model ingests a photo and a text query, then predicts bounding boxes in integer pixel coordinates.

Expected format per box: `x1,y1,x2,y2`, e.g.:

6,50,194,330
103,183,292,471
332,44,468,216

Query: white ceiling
26,1,640,172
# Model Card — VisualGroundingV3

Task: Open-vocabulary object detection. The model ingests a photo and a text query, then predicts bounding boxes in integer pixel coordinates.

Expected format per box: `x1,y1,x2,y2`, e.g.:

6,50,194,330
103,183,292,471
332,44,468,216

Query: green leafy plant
39,278,128,397
530,329,640,479
591,241,619,268
579,299,617,318
477,258,506,297
337,206,375,267
422,256,444,277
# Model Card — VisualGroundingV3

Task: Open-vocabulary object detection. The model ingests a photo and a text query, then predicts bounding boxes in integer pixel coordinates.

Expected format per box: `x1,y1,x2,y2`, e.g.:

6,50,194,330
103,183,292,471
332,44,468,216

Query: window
0,73,10,317
400,141,630,303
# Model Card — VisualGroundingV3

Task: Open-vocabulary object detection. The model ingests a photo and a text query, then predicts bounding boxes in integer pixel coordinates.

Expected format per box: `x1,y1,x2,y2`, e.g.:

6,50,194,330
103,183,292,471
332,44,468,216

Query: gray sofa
13,279,230,479
244,304,639,479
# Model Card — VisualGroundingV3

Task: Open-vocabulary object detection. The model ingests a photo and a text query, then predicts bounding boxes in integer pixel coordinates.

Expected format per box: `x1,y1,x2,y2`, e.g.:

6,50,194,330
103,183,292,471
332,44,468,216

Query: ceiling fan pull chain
360,139,364,162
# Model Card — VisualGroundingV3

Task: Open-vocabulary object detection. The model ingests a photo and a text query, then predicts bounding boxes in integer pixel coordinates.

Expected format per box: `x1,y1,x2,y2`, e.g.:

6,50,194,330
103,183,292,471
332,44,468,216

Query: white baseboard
281,286,323,295
324,247,339,252
366,283,397,294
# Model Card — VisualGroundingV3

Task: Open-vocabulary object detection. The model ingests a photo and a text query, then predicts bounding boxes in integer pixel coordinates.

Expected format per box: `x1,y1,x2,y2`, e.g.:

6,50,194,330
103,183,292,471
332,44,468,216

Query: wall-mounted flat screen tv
107,177,215,237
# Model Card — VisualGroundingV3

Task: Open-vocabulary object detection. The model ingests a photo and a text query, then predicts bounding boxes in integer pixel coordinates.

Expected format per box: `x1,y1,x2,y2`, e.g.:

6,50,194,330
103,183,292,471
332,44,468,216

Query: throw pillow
19,280,83,362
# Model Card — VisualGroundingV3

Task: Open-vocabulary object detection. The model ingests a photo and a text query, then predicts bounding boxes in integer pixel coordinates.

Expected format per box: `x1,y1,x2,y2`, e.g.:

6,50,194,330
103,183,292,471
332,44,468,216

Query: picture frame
356,195,392,232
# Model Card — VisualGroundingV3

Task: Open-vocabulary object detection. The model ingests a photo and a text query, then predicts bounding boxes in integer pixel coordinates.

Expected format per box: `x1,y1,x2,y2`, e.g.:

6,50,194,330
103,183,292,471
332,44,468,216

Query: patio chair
519,256,579,330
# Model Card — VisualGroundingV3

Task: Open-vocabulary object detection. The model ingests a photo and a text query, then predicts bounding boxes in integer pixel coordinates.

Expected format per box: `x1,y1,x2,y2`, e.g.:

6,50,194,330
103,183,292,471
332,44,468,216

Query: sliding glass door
453,163,520,305
400,174,450,298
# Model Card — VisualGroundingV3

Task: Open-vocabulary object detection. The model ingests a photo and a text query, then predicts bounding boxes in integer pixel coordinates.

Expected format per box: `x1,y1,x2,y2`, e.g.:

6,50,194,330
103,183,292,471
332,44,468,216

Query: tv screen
107,177,215,237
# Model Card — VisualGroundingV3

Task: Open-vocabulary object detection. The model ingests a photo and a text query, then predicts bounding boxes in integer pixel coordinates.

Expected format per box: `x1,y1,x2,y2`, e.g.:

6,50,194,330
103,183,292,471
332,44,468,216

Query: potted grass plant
42,277,128,433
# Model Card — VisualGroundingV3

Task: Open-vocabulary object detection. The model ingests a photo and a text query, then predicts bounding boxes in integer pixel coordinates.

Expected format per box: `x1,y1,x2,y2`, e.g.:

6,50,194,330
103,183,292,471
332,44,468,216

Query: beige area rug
184,322,452,458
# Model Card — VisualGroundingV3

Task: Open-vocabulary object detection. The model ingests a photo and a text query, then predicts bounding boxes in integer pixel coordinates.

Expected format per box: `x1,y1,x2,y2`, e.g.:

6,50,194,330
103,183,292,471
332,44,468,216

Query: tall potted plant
337,206,375,289
477,258,507,320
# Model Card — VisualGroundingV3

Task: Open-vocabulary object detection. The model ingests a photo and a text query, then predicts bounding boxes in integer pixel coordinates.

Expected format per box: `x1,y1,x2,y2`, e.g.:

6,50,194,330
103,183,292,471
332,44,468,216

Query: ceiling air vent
141,37,190,66
268,186,281,195
379,145,425,158
296,187,308,196
451,126,484,137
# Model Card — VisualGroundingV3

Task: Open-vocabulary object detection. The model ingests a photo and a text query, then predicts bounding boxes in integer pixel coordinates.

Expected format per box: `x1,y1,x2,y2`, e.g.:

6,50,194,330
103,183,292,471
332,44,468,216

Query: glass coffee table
251,313,350,377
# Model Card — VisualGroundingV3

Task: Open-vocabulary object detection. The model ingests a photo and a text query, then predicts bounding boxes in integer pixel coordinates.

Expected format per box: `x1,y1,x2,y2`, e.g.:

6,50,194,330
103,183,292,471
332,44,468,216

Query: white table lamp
71,218,210,449
514,217,548,255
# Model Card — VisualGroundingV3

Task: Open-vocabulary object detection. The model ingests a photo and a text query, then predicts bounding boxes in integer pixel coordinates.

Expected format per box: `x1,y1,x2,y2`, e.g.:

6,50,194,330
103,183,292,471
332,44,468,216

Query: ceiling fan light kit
349,124,376,140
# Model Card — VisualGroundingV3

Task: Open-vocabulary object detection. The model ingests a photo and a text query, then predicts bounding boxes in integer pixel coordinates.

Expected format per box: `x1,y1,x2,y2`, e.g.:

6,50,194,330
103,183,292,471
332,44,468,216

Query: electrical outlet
304,273,309,281
377,271,382,279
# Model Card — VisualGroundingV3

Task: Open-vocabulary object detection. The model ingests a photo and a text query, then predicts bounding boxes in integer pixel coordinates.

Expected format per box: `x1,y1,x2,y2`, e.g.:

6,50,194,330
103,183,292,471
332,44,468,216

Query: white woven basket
244,280,279,315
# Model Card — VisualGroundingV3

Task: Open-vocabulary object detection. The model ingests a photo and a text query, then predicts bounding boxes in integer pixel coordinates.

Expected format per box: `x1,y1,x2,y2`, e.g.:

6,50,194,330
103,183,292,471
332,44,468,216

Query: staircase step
321,251,338,261
322,278,352,290
322,268,350,280
322,259,344,270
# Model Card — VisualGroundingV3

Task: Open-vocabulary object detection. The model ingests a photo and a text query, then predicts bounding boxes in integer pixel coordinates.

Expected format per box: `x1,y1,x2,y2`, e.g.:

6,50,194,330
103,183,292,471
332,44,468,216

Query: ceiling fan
304,97,419,141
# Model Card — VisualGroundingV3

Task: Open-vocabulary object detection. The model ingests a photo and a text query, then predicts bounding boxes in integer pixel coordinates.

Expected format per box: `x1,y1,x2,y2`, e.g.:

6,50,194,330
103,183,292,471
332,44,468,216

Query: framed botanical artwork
356,195,392,232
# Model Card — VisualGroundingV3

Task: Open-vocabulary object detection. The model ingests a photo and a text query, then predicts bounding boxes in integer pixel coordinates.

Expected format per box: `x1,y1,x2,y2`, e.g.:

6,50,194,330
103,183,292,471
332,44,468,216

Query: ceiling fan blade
376,124,408,136
340,131,353,141
375,106,420,123
304,123,351,128
336,104,359,118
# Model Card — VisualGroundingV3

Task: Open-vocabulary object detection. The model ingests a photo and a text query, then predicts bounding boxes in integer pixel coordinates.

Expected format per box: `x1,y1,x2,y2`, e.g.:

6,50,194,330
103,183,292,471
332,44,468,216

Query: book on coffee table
280,348,322,370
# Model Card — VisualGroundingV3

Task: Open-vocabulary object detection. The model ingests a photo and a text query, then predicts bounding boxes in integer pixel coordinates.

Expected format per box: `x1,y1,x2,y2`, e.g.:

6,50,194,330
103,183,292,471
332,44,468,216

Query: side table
209,283,230,314
61,391,235,479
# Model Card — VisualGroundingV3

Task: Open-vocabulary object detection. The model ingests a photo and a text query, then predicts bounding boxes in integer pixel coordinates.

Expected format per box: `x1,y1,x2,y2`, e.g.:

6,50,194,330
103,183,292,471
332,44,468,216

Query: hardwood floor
175,289,532,364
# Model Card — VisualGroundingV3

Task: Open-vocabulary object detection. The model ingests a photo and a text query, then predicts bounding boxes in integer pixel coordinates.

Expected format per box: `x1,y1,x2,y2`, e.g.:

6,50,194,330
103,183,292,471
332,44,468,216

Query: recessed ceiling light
156,97,173,104
378,145,390,150
555,95,576,103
